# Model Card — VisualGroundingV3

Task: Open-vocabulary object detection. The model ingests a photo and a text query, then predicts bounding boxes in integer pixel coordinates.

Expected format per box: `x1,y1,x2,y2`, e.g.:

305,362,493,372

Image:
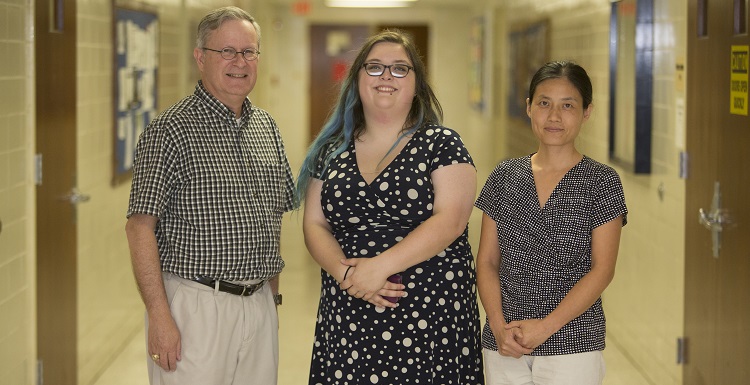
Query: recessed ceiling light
325,0,418,8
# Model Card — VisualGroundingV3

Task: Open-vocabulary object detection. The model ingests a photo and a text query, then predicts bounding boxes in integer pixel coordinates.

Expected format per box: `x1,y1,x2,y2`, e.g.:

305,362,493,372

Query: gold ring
151,354,160,361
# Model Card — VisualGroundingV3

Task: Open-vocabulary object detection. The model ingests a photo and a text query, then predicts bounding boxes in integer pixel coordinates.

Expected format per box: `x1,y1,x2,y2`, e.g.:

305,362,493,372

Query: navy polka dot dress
308,125,484,384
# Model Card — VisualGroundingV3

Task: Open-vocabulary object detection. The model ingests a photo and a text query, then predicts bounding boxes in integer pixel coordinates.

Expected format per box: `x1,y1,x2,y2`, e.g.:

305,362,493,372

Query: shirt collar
194,81,255,122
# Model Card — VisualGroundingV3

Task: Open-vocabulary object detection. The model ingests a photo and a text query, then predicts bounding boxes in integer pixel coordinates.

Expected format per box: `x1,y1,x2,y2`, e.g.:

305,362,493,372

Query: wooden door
35,0,78,383
307,25,429,141
309,25,370,139
376,25,429,76
685,0,750,383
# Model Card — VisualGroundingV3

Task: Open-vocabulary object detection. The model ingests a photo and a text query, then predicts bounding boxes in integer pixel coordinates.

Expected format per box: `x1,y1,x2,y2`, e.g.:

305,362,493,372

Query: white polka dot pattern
309,125,484,384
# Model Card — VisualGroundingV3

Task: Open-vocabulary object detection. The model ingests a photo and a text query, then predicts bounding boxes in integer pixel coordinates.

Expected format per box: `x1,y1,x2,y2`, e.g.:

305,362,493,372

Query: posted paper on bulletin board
113,7,159,184
730,45,748,116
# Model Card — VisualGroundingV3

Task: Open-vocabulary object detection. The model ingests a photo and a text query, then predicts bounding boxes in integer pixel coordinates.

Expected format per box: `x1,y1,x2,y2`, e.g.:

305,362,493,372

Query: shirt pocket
249,162,289,213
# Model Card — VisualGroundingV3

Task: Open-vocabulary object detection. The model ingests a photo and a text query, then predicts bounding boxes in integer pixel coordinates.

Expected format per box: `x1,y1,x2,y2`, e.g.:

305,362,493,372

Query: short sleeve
311,142,339,180
127,120,180,218
591,166,628,228
428,126,474,172
474,162,504,220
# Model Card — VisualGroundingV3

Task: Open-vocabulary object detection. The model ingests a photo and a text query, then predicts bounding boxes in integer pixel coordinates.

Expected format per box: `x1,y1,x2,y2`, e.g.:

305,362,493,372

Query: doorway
308,25,370,139
684,0,750,383
308,24,429,141
35,0,78,383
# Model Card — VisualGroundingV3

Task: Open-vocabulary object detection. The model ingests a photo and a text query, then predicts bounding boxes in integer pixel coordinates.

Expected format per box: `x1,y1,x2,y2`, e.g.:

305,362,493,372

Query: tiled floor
92,255,653,385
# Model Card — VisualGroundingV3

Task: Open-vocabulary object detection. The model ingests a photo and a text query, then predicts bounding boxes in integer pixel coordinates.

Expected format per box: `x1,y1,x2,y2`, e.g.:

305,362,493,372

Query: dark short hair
528,61,592,108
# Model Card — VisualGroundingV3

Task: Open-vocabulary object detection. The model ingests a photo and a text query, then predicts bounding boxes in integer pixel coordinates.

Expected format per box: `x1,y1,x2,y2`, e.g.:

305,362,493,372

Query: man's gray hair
196,6,261,49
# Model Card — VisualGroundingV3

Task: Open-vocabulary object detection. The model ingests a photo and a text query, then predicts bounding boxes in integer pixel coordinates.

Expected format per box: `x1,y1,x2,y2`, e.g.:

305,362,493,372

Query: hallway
0,1,700,384
91,240,654,385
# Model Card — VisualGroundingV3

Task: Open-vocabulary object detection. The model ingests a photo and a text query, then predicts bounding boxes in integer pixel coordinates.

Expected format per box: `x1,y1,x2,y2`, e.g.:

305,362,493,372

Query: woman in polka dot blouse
475,61,628,385
296,30,484,384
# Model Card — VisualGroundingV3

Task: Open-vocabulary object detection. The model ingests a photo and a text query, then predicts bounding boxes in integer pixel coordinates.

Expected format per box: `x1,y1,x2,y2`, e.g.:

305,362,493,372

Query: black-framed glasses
362,62,413,78
202,47,260,61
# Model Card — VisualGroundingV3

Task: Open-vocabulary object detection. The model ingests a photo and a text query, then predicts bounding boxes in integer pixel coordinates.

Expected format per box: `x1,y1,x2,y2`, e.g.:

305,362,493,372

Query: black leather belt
193,276,265,296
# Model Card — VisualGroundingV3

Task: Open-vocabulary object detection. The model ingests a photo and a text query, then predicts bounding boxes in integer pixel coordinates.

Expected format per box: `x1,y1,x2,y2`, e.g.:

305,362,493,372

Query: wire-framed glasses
202,47,260,61
362,62,413,78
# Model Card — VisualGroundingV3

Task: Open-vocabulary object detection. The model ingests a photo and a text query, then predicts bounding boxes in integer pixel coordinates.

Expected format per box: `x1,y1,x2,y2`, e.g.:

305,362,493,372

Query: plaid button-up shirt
127,81,296,281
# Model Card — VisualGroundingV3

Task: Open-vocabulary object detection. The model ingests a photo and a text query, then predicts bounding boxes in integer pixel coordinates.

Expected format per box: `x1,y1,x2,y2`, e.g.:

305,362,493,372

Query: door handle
698,181,732,258
61,188,91,205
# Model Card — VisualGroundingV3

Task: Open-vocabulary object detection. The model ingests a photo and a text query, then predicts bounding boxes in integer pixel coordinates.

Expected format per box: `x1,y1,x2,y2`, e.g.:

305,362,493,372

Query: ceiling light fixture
325,0,418,8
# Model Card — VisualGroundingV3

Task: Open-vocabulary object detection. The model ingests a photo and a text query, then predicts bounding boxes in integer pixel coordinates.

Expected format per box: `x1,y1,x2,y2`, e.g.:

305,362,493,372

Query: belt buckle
240,281,263,296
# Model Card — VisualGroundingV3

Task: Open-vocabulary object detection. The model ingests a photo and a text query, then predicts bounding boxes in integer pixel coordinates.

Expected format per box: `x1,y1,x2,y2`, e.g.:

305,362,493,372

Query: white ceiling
266,0,478,6
264,0,609,13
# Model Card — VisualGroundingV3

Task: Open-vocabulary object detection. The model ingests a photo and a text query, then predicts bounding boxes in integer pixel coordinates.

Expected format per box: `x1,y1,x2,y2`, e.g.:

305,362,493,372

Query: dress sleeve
591,166,628,228
429,126,475,172
474,162,503,221
312,142,339,180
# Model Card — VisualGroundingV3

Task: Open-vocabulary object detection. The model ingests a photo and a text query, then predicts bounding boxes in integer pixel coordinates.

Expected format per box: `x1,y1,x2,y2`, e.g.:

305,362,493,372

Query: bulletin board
507,20,549,120
113,7,159,185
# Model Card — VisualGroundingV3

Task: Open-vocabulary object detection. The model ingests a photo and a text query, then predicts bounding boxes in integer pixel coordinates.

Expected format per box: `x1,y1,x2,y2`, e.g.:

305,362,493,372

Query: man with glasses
125,6,295,385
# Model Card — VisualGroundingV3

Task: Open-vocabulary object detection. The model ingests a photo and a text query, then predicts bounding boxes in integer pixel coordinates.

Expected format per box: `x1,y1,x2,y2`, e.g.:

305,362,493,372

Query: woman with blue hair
297,29,484,384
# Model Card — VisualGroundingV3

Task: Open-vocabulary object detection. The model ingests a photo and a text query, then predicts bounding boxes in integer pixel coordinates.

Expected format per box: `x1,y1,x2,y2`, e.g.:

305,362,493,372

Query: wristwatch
273,293,283,306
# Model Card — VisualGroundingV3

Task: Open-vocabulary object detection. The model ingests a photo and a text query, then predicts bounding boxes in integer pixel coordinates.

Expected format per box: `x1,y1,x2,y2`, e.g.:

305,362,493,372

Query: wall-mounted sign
730,45,748,116
113,7,159,185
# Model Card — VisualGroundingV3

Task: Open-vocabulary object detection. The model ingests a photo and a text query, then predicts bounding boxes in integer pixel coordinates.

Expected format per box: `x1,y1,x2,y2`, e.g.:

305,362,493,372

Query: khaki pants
483,348,605,385
147,273,279,385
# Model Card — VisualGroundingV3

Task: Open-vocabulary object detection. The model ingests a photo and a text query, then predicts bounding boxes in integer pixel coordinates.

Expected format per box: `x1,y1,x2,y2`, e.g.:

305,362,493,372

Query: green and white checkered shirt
127,81,296,281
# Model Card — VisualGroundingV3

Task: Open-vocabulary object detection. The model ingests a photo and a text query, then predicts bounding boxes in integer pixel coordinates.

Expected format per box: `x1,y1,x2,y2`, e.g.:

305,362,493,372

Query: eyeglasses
362,62,413,78
202,47,260,61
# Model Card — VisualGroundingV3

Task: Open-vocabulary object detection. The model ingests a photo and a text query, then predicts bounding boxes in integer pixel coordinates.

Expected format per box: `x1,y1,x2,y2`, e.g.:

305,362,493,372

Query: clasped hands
494,319,553,358
338,257,405,308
